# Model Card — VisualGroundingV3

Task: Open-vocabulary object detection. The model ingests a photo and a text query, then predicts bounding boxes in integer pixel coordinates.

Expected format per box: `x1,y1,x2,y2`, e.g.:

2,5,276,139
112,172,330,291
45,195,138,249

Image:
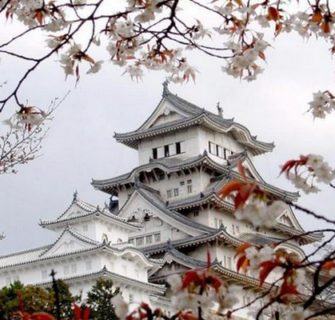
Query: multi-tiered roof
114,81,274,155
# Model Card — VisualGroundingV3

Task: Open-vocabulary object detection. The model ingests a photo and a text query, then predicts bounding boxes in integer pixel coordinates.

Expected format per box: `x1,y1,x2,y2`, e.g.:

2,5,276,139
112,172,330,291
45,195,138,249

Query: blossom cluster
2,0,335,89
218,162,286,228
308,90,335,119
281,154,335,193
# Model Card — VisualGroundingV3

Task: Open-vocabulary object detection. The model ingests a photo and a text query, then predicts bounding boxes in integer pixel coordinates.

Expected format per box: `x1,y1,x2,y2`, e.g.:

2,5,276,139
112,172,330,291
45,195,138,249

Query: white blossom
235,198,285,228
167,274,182,292
111,294,128,319
87,60,103,74
283,306,310,320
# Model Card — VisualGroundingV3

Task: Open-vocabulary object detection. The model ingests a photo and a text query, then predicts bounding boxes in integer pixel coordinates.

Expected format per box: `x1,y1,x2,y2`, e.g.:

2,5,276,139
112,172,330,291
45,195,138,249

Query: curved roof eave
39,209,140,231
114,113,274,155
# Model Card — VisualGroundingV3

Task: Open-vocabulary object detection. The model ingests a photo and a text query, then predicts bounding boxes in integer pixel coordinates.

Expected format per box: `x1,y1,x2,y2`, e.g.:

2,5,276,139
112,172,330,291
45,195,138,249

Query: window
232,225,235,235
187,185,192,193
152,148,158,159
146,235,153,244
194,211,199,217
173,188,179,196
209,141,215,154
154,233,161,242
176,142,181,154
180,181,185,186
164,145,170,157
129,294,134,303
214,218,218,228
223,256,227,267
236,225,240,234
136,237,144,246
217,145,223,158
209,141,228,159
167,189,172,199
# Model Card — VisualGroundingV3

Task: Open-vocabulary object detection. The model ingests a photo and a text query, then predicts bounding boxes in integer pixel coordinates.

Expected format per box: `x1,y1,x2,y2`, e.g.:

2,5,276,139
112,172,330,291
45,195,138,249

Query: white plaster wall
0,252,102,288
100,253,148,281
118,189,132,209
93,220,129,244
147,171,201,201
198,127,244,156
0,250,152,295
137,127,201,165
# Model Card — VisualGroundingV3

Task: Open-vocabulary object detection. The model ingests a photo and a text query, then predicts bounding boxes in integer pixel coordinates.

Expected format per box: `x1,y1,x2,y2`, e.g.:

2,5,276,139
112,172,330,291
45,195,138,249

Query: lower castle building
0,83,321,318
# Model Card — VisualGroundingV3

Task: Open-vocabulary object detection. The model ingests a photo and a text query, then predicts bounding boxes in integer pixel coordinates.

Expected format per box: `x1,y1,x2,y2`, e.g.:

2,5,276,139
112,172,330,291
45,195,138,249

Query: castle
0,83,319,318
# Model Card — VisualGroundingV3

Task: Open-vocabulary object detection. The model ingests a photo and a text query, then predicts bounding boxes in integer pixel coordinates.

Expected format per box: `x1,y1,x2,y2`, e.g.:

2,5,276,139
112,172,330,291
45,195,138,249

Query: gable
276,207,303,230
118,190,205,237
57,201,95,221
230,156,265,183
138,99,190,131
40,230,98,258
150,261,189,280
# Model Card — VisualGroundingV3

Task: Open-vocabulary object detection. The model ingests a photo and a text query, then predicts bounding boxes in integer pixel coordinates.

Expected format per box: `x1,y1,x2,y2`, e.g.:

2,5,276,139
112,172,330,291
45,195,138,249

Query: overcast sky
0,24,334,254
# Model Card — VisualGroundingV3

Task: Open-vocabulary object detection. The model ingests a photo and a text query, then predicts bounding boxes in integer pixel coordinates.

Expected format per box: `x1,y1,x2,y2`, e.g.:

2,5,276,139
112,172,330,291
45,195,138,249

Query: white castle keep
0,83,320,318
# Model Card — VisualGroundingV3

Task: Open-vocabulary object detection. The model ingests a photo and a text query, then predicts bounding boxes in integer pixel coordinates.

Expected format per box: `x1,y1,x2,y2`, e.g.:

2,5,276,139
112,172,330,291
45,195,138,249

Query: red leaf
259,260,279,286
267,7,280,21
311,10,322,24
182,271,202,289
322,260,335,270
82,307,90,320
218,180,242,198
280,281,298,296
235,243,252,258
236,256,249,273
237,161,247,180
73,305,81,320
206,275,222,292
31,313,56,320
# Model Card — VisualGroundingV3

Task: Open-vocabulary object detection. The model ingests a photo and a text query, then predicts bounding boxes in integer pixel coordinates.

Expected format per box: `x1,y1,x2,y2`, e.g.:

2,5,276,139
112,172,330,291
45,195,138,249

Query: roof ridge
38,227,100,258
0,244,51,260
137,187,216,234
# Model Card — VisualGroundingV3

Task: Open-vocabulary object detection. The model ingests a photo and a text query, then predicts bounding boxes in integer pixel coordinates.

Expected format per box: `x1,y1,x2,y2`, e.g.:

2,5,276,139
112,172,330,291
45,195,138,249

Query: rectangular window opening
152,148,158,159
164,145,170,157
176,142,181,154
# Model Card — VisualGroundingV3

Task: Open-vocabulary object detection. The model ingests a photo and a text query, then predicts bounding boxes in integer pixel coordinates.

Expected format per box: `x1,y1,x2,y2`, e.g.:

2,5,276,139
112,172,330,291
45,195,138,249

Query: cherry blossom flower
111,294,128,319
308,91,335,119
283,306,311,320
281,154,335,193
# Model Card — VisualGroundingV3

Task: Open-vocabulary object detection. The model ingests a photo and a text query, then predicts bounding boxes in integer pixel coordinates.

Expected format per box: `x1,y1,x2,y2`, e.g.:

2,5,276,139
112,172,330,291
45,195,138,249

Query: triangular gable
56,199,96,222
277,206,304,231
40,228,99,258
229,154,265,183
149,249,205,279
137,97,191,131
117,189,207,237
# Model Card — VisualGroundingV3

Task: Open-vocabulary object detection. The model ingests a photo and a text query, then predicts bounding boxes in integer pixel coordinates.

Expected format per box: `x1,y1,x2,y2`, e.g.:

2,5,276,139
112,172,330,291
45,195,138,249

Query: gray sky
0,29,334,254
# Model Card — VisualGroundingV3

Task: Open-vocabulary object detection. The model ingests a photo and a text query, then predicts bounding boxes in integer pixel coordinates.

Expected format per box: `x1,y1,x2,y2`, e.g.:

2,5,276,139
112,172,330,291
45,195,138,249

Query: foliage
0,281,53,320
0,281,24,319
87,278,119,320
47,279,78,319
